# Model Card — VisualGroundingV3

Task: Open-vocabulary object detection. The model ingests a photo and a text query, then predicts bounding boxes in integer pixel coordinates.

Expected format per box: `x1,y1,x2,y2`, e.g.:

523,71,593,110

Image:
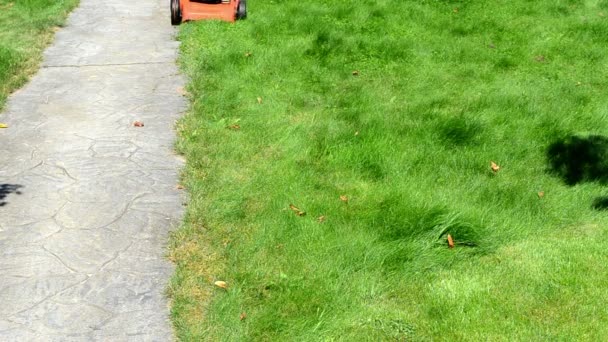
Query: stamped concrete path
0,0,185,340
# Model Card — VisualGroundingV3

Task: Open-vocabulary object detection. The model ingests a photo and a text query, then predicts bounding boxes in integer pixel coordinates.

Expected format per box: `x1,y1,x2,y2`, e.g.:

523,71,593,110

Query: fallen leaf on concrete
490,161,500,173
177,87,189,96
0,123,8,128
214,281,228,289
176,184,185,190
289,204,306,216
447,234,454,248
133,121,144,127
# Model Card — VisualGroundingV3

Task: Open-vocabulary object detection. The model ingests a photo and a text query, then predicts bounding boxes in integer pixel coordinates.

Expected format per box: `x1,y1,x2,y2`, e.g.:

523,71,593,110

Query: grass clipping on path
170,1,608,340
0,0,78,110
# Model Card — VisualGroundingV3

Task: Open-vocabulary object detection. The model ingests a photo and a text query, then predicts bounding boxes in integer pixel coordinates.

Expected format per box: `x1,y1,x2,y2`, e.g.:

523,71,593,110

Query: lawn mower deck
171,0,247,25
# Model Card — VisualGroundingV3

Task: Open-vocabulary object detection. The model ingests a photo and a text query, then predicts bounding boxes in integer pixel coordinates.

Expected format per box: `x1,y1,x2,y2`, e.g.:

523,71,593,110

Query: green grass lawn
170,1,608,340
0,0,78,110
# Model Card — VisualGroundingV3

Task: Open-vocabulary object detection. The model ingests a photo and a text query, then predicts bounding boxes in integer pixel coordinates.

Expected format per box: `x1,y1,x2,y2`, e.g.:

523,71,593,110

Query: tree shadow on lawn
0,184,23,207
547,134,608,210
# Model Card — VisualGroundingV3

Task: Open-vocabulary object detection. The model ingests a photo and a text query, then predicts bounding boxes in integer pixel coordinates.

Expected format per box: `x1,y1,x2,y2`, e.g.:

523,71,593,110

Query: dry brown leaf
240,312,247,321
214,281,228,289
352,70,360,76
318,215,326,223
257,97,263,104
538,191,545,198
289,204,306,216
490,161,500,173
340,195,349,203
228,124,241,130
133,121,144,127
176,87,189,96
176,184,185,190
447,234,455,249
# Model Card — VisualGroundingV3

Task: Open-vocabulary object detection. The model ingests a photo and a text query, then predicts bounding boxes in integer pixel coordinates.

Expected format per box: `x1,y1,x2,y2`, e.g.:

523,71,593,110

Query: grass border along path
171,1,608,340
0,0,78,111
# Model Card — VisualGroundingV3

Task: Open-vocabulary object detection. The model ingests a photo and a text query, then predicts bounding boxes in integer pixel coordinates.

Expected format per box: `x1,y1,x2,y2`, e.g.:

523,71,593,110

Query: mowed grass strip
0,0,78,110
170,1,608,340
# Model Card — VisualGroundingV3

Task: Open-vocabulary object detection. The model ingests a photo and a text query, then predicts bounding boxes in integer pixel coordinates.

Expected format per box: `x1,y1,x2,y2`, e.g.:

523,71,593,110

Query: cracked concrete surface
0,0,185,340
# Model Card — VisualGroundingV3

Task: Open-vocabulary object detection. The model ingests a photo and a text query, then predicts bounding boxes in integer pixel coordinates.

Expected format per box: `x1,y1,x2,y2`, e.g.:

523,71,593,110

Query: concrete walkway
0,0,185,340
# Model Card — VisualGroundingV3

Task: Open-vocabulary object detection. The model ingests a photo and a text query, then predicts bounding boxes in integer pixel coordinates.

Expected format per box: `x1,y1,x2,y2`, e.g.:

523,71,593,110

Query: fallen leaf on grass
490,161,500,173
257,97,263,104
133,121,144,127
447,234,455,248
453,7,459,13
289,204,306,216
534,55,546,63
245,52,252,57
352,70,360,76
214,281,228,289
354,131,360,136
240,312,247,321
318,215,326,223
0,123,8,128
340,195,349,203
228,124,241,130
538,191,545,198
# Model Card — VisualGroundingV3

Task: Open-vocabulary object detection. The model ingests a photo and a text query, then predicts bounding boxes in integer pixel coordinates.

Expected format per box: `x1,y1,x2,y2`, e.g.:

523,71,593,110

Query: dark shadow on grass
547,135,608,185
592,197,608,210
0,184,23,207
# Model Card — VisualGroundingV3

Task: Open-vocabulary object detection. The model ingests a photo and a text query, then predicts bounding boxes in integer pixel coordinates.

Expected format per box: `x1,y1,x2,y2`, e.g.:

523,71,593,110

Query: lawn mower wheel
171,0,182,25
237,0,247,20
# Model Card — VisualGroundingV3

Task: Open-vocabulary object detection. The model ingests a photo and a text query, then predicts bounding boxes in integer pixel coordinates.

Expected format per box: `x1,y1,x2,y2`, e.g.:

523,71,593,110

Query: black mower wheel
237,0,247,20
171,0,181,26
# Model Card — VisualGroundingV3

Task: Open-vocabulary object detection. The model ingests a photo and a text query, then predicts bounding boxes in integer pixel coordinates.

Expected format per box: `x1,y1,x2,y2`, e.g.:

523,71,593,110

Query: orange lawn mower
171,0,247,25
